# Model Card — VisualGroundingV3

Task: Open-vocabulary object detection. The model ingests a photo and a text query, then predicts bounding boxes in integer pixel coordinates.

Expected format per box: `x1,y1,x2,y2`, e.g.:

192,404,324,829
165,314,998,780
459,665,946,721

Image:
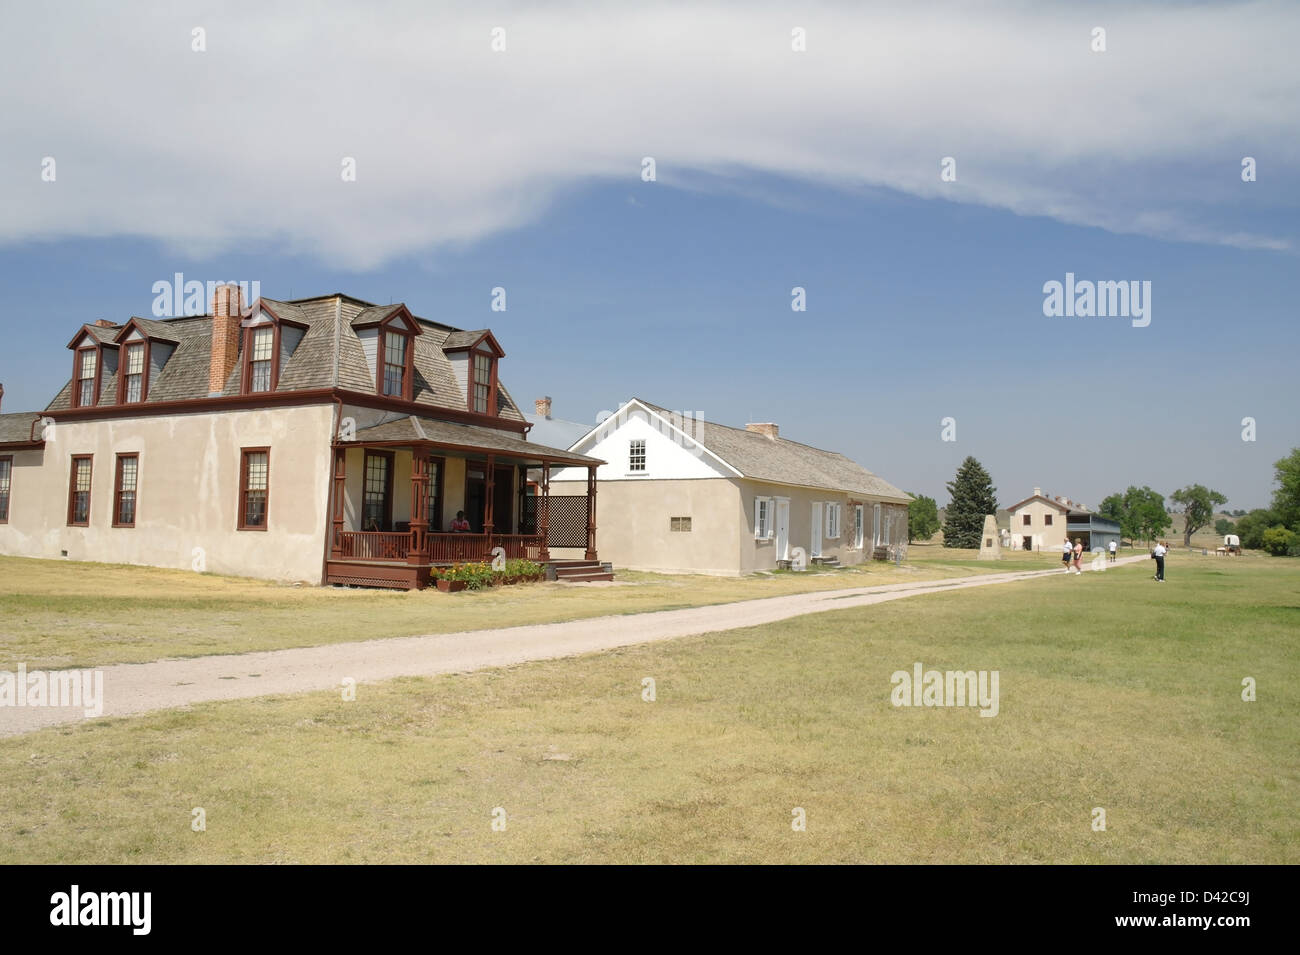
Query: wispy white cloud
0,0,1295,266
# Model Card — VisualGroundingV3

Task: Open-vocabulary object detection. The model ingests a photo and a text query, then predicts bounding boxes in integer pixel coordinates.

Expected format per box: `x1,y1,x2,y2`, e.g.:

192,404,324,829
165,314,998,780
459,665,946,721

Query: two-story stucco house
0,287,606,589
548,398,910,575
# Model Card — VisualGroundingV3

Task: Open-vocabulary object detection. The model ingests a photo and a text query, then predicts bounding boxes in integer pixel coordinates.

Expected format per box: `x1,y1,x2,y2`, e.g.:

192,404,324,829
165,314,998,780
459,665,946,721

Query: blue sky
1,1,1296,509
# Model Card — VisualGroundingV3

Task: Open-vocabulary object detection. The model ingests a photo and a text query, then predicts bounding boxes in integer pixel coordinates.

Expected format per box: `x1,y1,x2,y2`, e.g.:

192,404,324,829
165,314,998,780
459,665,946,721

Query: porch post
331,446,346,558
585,463,598,561
538,459,551,561
408,449,429,565
483,453,496,539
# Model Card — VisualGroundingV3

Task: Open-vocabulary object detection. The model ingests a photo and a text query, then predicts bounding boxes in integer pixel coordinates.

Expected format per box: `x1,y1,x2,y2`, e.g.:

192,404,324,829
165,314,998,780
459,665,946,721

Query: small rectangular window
1022,514,1032,526
383,331,407,397
239,448,269,530
472,352,492,413
0,455,11,523
113,454,138,527
77,349,97,406
68,455,93,526
629,439,646,472
670,516,691,532
249,327,274,392
754,497,772,539
825,503,841,539
1044,514,1053,526
124,343,145,402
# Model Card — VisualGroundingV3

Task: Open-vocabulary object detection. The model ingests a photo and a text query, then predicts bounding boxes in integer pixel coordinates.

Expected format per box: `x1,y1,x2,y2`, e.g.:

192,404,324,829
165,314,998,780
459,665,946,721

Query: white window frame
853,504,864,549
754,496,773,540
628,438,646,474
825,502,841,539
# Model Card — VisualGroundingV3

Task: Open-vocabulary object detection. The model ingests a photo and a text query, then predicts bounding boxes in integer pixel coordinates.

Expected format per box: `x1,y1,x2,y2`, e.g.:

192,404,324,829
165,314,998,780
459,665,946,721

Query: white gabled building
548,398,911,576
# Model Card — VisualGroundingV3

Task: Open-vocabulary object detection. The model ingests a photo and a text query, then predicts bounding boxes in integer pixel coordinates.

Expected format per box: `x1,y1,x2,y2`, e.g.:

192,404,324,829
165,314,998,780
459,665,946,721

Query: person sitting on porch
450,510,471,533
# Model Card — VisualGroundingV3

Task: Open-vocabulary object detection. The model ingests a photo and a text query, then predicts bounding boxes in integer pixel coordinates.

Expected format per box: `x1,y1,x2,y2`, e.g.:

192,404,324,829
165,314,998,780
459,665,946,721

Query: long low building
548,398,911,575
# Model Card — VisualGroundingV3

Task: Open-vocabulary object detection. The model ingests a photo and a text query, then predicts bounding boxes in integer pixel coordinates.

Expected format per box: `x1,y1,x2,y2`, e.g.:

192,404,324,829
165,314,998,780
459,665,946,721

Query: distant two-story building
1004,487,1120,553
0,287,605,590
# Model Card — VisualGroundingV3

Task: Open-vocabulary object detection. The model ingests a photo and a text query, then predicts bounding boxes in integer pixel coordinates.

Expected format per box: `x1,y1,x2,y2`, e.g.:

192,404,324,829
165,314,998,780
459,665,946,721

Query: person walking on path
1108,539,1118,563
1062,538,1074,573
1071,538,1084,575
1152,540,1168,581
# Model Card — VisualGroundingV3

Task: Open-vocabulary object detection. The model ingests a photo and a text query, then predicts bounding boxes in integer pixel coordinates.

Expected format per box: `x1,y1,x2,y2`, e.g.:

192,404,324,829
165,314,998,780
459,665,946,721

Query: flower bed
430,559,546,592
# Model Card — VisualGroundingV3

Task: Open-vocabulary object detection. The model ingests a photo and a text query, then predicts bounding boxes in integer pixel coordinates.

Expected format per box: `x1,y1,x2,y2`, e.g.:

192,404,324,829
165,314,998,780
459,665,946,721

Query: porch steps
549,560,615,583
810,556,842,568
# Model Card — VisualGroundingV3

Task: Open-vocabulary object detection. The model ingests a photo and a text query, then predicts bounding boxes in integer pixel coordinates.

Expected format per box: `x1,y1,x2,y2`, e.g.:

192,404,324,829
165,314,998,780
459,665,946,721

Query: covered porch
325,414,603,589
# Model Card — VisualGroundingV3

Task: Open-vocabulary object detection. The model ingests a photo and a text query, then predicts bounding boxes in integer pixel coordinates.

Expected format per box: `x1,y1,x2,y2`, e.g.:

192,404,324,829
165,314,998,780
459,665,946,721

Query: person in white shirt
1108,539,1118,563
1062,539,1074,573
1152,541,1167,581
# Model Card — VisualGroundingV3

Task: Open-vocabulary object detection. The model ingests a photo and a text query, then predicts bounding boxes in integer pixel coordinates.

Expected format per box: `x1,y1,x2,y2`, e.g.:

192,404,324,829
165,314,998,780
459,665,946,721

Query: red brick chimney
0,382,5,414
94,319,115,328
209,284,244,395
745,422,779,440
535,396,552,419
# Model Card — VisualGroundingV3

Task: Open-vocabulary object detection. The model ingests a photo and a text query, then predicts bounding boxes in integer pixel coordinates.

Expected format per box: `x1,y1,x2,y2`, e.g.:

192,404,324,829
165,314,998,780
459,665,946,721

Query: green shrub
1260,525,1296,557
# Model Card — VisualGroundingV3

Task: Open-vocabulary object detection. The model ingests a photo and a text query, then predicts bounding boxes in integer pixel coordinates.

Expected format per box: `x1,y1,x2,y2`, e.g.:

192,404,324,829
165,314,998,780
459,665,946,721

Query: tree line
906,449,1300,555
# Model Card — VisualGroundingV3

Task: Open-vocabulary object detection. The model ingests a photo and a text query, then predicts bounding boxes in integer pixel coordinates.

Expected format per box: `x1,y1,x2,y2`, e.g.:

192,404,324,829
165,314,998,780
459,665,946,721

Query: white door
810,502,823,558
775,498,790,560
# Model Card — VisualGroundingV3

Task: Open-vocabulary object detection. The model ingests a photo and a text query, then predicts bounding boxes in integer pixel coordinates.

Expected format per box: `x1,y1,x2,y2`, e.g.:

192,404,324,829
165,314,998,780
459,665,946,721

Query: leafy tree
1214,518,1236,537
907,493,940,543
1230,509,1247,517
1170,484,1228,546
1237,508,1279,550
1121,485,1172,545
1261,525,1296,557
942,457,997,549
1270,448,1300,531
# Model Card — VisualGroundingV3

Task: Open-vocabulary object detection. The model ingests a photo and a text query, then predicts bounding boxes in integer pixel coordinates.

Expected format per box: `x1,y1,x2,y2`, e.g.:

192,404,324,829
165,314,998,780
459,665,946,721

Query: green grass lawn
1,557,1295,863
0,552,1042,670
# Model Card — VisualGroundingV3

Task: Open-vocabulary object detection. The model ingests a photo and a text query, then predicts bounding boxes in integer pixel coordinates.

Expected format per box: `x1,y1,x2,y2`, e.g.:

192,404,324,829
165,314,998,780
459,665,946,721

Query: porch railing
335,531,546,563
336,531,411,560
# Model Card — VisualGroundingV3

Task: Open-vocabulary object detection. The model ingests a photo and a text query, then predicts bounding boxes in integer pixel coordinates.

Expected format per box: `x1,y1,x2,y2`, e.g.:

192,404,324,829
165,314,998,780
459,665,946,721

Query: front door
775,498,790,561
465,466,486,532
491,466,514,533
810,502,823,558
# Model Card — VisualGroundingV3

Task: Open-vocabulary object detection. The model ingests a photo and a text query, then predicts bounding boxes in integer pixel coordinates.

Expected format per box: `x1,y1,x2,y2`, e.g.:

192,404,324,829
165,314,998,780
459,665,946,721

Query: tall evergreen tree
942,457,997,548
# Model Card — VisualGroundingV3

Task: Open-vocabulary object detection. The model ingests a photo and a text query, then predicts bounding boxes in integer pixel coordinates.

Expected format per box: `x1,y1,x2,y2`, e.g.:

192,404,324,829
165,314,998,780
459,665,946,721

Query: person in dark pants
1152,540,1167,581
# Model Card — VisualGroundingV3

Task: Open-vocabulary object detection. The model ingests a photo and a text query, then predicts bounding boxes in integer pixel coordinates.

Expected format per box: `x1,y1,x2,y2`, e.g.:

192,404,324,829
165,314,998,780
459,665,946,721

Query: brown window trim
112,452,139,528
237,446,271,531
117,339,152,405
0,454,12,524
362,449,396,531
468,350,498,416
73,345,103,409
67,454,93,526
1022,514,1032,526
375,322,415,401
241,322,281,395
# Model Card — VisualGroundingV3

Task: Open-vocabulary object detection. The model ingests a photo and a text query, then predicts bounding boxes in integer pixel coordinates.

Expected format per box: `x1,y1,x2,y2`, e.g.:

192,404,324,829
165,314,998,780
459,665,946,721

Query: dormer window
352,304,421,403
236,305,305,396
441,329,504,418
123,343,145,402
249,326,274,392
111,320,177,406
382,330,408,397
471,352,493,413
76,348,98,407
